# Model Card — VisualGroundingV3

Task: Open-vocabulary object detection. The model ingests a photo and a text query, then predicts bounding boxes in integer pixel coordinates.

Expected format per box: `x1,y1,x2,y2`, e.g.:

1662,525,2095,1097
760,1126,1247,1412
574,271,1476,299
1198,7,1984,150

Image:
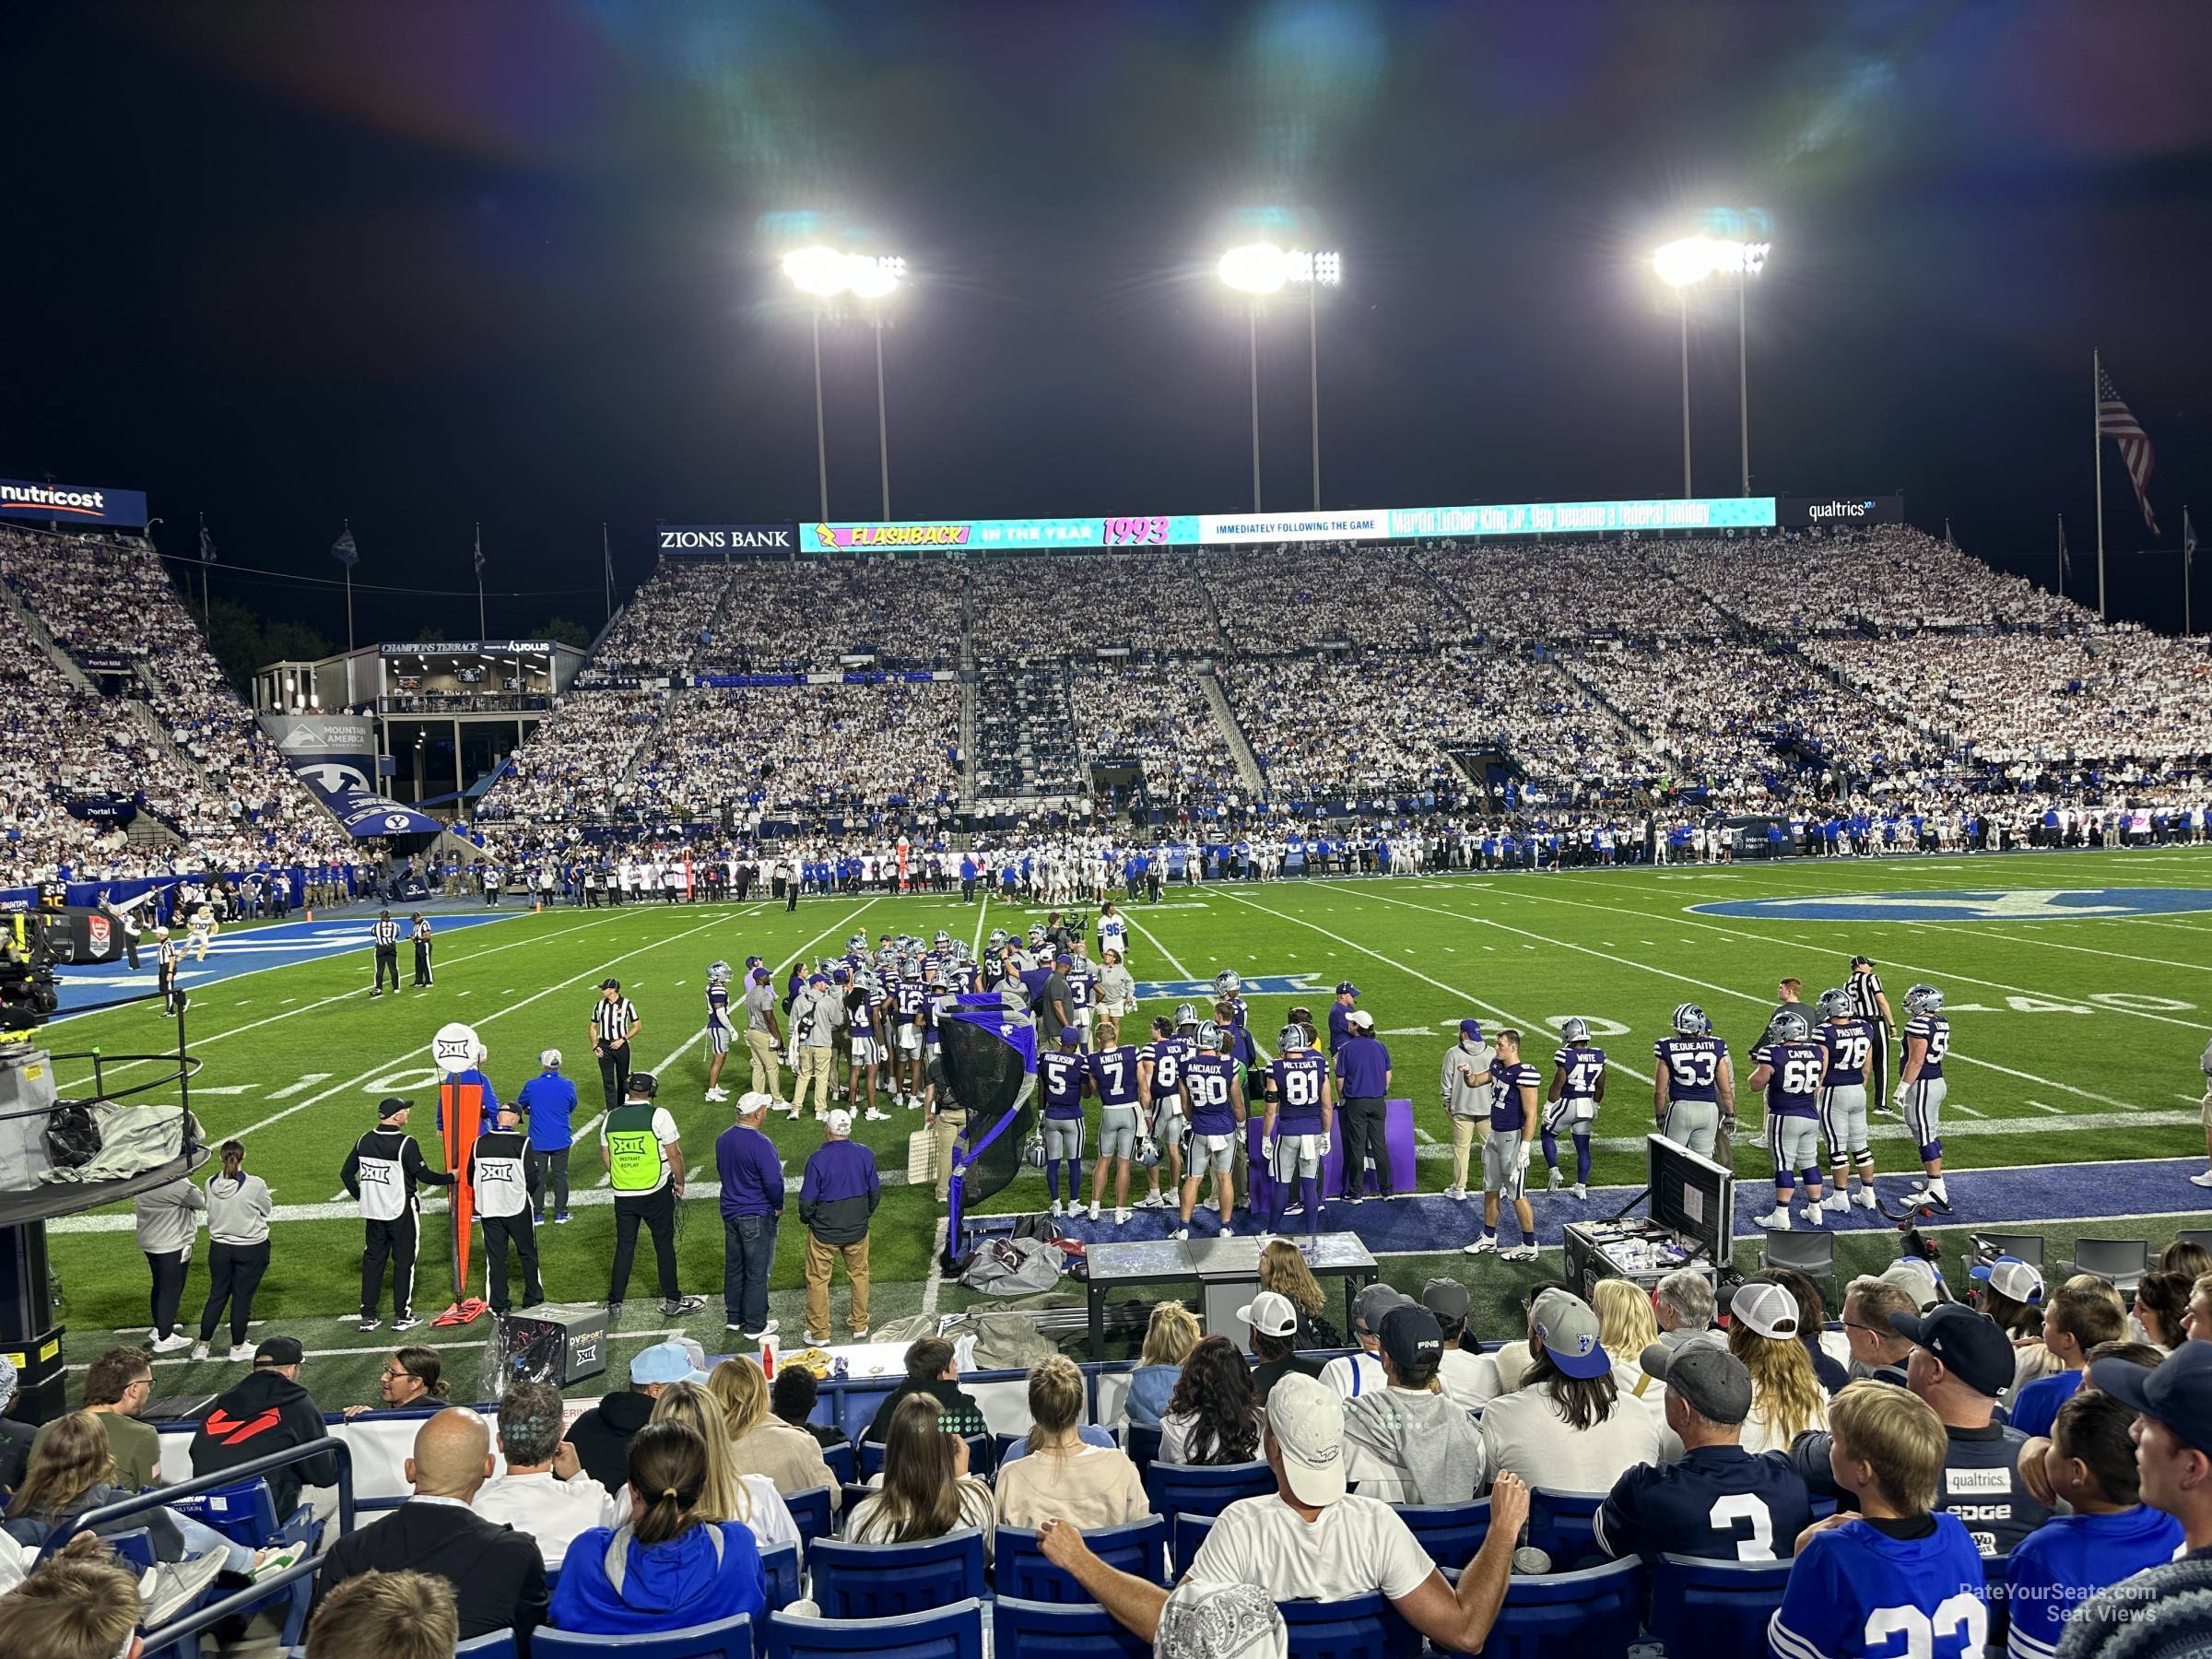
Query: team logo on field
1691,887,2212,924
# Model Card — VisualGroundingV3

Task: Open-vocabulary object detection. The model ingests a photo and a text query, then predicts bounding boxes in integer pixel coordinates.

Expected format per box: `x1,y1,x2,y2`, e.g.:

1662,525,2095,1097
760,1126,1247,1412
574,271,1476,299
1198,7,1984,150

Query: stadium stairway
959,675,979,813
1199,668,1267,794
0,579,94,690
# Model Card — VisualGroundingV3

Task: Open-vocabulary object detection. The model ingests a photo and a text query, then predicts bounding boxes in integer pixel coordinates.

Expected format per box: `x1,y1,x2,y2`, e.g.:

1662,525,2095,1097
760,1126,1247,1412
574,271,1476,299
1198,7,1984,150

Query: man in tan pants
743,966,784,1101
790,973,836,1120
799,1109,879,1343
1440,1017,1495,1201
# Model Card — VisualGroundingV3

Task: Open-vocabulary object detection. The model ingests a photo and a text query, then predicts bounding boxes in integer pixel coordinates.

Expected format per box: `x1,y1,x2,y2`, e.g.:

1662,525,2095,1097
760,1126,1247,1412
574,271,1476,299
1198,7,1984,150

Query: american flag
2097,364,2160,535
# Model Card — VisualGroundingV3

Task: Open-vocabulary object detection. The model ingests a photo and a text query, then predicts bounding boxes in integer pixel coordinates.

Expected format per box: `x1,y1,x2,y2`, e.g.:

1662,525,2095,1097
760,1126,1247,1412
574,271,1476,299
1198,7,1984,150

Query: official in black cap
589,978,641,1111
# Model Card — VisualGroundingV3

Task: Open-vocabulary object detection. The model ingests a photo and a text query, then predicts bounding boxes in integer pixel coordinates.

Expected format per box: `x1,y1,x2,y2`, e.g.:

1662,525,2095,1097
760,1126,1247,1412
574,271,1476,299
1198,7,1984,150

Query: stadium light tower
782,247,906,521
1653,235,1771,499
1218,243,1342,511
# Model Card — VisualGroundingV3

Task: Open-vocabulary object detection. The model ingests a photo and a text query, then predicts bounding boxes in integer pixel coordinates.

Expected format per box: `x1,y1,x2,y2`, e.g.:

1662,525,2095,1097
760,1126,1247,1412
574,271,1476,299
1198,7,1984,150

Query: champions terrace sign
805,493,1775,554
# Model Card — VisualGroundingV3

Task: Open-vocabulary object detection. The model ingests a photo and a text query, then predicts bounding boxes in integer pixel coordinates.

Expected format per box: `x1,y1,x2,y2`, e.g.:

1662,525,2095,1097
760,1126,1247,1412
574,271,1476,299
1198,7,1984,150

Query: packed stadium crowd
1070,663,1250,808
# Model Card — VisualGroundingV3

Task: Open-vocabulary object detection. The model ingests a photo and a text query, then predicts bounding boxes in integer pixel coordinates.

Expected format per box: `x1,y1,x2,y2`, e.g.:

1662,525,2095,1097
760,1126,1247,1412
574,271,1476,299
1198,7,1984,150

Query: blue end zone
52,911,524,1018
1690,887,2212,924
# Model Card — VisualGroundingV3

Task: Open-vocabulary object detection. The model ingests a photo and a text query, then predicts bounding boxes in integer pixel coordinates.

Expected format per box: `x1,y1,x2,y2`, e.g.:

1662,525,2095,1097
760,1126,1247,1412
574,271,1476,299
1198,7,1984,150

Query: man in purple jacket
799,1109,880,1345
715,1090,786,1342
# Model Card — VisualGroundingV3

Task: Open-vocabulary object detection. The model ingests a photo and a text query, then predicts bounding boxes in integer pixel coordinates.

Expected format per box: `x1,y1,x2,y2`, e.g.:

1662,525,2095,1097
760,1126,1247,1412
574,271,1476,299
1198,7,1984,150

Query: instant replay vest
604,1103,665,1194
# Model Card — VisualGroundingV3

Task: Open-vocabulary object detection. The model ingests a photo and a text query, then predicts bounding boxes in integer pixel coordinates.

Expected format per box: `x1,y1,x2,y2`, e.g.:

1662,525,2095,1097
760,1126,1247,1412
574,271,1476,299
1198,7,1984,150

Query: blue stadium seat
104,1527,159,1571
994,1596,1151,1659
994,1517,1168,1601
1141,1460,1273,1548
1391,1500,1491,1571
1277,1593,1423,1659
1647,1552,1794,1659
859,1436,991,1482
1171,1513,1217,1580
1525,1487,1607,1569
1123,1424,1162,1473
767,1599,984,1659
455,1632,516,1659
1453,1556,1642,1659
784,1486,834,1556
840,1483,877,1521
166,1473,320,1648
821,1442,856,1488
1983,1552,2011,1650
808,1530,987,1618
535,1613,753,1659
760,1542,801,1613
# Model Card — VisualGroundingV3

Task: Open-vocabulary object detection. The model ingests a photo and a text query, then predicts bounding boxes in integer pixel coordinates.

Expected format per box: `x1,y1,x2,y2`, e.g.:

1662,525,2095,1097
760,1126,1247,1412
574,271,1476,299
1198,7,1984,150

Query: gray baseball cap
1352,1282,1409,1335
1640,1340,1754,1426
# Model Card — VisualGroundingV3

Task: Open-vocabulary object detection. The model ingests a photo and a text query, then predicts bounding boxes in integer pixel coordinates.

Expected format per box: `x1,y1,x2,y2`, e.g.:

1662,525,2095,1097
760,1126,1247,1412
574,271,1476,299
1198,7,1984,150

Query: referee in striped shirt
369,910,401,999
591,979,642,1112
1847,954,1897,1114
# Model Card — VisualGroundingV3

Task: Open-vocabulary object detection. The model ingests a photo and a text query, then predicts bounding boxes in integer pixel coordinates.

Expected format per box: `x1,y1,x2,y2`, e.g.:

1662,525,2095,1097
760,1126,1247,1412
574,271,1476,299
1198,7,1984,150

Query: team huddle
688,908,1957,1252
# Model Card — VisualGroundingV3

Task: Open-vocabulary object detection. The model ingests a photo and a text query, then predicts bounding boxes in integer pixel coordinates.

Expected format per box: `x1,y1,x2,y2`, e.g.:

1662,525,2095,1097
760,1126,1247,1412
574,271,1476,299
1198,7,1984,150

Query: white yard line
1122,909,1194,982
971,895,990,959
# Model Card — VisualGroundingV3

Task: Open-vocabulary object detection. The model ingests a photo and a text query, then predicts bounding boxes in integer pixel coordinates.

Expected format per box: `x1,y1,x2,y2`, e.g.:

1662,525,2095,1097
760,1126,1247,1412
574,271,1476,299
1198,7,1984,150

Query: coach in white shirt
473,1379,617,1569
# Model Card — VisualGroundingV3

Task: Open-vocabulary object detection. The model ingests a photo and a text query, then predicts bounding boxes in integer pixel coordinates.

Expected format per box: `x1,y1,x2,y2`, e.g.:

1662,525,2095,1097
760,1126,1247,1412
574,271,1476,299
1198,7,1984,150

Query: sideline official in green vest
600,1072,705,1320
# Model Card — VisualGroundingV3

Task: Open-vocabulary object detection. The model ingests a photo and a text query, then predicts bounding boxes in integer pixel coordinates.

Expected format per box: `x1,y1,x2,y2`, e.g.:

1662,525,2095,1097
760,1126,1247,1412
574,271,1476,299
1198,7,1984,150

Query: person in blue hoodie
549,1420,766,1637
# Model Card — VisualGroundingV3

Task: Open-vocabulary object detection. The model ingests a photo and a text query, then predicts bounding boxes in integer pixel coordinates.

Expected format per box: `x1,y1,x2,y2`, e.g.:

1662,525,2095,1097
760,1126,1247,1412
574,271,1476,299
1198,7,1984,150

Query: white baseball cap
539,1048,562,1069
1347,1009,1374,1030
1237,1289,1299,1340
1730,1280,1802,1341
735,1090,774,1116
826,1108,854,1135
1970,1255,2043,1304
1263,1373,1347,1507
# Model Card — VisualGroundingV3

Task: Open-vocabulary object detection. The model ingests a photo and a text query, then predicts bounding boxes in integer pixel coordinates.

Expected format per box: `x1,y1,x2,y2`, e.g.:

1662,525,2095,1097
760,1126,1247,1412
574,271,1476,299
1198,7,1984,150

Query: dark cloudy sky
5,0,2208,641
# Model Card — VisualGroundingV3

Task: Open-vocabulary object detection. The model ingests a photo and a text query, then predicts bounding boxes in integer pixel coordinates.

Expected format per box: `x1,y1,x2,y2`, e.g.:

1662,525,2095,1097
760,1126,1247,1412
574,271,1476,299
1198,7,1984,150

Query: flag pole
602,523,614,625
2094,349,2107,620
2186,505,2196,636
2056,513,2065,597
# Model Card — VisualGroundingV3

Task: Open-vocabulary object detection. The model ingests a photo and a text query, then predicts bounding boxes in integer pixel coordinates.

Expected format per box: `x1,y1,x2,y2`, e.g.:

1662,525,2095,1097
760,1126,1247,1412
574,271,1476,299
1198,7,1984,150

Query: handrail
40,1436,356,1652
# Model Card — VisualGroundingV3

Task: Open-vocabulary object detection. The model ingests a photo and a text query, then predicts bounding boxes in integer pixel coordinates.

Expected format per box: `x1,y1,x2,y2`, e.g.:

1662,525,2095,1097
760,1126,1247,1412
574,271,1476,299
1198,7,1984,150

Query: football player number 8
1864,1594,1987,1657
1707,1494,1774,1561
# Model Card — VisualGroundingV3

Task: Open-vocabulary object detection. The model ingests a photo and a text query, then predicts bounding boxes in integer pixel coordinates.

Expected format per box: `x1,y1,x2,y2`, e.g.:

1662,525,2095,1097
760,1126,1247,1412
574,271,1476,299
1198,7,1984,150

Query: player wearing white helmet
1816,986,1881,1213
1898,984,1953,1212
1653,1001,1735,1162
1258,1022,1333,1243
702,960,735,1102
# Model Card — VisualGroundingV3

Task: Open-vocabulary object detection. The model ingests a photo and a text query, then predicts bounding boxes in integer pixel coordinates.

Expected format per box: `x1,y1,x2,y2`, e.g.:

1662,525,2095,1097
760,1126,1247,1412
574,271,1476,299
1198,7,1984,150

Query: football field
38,846,2212,1406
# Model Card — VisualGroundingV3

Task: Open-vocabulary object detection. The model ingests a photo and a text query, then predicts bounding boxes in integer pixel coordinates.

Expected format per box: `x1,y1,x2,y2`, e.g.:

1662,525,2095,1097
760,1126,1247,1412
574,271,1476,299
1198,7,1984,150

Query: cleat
1171,1227,1190,1241
2192,1171,2212,1190
1822,1192,1851,1214
1050,1200,1065,1218
1755,1207,1791,1230
1088,1202,1100,1222
1500,1244,1539,1263
1465,1236,1499,1256
1856,1189,1879,1210
1571,1182,1588,1201
1547,1169,1563,1192
1802,1205,1825,1227
1114,1207,1130,1224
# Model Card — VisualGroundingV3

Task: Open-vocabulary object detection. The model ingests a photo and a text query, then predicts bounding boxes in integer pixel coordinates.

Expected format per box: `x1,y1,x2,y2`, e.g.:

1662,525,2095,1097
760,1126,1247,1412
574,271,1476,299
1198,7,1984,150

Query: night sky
6,0,2209,643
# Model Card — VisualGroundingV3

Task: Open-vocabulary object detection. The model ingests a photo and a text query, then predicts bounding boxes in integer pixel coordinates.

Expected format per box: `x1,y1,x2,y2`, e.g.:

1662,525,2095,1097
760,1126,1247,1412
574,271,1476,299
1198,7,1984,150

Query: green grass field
39,847,2212,1406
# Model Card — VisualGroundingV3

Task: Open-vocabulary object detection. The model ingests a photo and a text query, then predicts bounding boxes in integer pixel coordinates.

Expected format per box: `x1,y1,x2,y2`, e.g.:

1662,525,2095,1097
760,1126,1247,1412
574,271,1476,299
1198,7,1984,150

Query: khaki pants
804,1231,870,1336
930,1109,969,1202
794,1045,834,1116
1450,1114,1489,1191
745,1029,782,1097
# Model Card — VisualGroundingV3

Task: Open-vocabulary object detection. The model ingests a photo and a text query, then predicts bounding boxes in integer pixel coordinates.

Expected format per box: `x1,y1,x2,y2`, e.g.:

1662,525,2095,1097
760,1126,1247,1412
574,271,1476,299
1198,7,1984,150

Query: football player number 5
1864,1595,1987,1657
1707,1494,1774,1561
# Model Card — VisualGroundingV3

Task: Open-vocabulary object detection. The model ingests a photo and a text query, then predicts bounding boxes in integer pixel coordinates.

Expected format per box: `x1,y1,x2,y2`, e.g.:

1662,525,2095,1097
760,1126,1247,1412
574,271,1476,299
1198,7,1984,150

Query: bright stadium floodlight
1219,244,1345,509
782,244,852,297
1655,235,1771,497
782,249,909,519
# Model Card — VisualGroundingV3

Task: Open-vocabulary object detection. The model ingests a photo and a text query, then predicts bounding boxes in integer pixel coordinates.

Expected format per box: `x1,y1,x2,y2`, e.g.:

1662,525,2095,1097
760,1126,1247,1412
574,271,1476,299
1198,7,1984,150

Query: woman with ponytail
548,1421,767,1636
193,1139,272,1362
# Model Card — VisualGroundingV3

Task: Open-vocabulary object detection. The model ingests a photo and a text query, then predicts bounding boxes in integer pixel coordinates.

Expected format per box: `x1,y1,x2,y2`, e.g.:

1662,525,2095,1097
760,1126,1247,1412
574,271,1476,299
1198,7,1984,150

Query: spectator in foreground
863,1337,987,1442
1320,1283,1404,1399
190,1336,343,1522
843,1396,995,1558
1651,1266,1724,1358
0,1548,147,1659
33,1347,161,1489
2010,1283,2128,1440
1769,1383,1987,1659
1160,1335,1264,1465
1343,1304,1488,1503
303,1569,459,1659
1595,1343,1812,1564
2005,1391,2183,1659
311,1407,547,1643
715,1359,840,1512
1033,1374,1531,1656
2091,1342,2212,1556
549,1421,768,1636
768,1365,849,1454
472,1380,618,1570
570,1339,705,1488
1726,1281,1830,1453
648,1381,799,1559
1839,1277,1918,1387
994,1356,1148,1529
2132,1268,2191,1352
1125,1301,1202,1428
1479,1288,1660,1494
1243,1291,1325,1402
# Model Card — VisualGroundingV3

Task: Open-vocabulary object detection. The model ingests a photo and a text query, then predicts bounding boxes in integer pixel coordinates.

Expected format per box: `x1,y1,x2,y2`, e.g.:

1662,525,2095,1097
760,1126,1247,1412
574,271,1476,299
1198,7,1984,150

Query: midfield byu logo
1692,888,2212,924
